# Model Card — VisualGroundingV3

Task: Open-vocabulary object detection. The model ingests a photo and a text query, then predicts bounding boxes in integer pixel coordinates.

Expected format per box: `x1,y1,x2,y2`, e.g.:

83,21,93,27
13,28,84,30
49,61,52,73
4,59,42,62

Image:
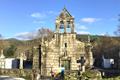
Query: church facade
37,8,93,76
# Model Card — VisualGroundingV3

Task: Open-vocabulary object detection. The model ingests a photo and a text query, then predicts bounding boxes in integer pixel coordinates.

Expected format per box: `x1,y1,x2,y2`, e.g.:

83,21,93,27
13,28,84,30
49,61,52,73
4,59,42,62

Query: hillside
1,34,120,58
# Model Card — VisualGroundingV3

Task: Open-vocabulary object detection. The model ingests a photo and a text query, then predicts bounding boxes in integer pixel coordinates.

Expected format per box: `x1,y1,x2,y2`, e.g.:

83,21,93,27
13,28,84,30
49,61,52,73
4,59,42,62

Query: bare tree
36,28,54,41
115,26,120,36
114,15,120,36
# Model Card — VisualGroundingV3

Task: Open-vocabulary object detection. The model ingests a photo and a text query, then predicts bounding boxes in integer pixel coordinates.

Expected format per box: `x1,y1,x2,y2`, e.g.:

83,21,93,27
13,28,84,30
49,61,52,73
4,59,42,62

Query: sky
0,0,120,40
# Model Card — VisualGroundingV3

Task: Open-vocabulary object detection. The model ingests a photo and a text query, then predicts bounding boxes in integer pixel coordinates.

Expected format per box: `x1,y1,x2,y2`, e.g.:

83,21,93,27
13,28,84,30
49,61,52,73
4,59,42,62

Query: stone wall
39,8,94,77
0,69,33,79
41,33,87,76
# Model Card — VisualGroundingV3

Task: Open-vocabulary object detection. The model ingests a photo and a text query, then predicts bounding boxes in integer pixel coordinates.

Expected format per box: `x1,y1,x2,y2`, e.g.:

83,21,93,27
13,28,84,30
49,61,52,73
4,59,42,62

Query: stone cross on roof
59,7,72,19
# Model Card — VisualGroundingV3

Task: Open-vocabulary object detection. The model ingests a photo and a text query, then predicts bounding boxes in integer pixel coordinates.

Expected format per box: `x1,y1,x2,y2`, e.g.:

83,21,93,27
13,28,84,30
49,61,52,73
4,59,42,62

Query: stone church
34,8,93,76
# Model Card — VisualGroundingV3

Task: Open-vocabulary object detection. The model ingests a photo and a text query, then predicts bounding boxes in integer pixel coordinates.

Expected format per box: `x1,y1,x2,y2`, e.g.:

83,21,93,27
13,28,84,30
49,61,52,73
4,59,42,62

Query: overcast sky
0,0,120,39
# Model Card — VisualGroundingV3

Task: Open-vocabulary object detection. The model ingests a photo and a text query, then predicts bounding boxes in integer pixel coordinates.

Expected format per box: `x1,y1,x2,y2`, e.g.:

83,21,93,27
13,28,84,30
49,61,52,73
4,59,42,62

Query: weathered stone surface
39,8,94,76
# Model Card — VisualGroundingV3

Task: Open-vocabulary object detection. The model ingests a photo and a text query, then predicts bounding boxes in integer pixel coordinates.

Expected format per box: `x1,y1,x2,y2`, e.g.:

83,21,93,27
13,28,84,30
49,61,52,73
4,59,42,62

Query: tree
93,36,119,57
4,45,17,58
93,36,120,67
114,25,120,37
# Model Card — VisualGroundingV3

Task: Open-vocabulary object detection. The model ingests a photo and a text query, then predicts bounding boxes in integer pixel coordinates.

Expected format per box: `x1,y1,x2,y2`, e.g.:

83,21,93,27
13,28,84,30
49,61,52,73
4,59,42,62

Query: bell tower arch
55,8,75,33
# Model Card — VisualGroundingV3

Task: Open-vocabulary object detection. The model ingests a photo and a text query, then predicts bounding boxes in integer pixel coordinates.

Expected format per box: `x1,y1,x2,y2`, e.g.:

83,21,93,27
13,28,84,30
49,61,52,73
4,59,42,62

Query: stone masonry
40,8,93,76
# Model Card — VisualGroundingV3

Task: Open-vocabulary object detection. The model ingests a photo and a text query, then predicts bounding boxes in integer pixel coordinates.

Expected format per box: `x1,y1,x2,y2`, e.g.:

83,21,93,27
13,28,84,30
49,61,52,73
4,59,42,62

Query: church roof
58,7,73,19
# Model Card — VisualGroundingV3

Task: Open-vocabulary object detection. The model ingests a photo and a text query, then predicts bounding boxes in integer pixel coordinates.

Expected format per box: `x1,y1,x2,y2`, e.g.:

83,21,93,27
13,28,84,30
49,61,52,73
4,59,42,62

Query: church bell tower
55,8,76,47
55,7,75,34
54,8,77,70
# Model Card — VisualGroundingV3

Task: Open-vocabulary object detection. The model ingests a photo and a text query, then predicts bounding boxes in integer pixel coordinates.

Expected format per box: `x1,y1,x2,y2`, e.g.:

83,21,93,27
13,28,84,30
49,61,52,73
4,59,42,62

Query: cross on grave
77,56,86,66
77,56,86,80
77,56,86,72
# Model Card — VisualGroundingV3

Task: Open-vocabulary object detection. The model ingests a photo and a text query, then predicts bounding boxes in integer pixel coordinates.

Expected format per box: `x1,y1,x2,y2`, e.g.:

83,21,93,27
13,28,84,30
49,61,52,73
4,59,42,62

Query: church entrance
61,60,71,70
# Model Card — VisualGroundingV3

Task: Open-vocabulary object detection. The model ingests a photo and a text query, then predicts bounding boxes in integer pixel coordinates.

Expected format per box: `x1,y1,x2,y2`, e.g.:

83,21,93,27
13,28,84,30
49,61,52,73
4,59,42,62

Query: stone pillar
69,19,74,33
56,23,60,33
1,49,3,54
88,49,93,66
33,46,40,69
86,35,93,67
20,53,23,69
0,49,5,58
87,44,93,67
55,20,60,33
71,22,74,33
64,20,67,33
55,22,60,46
60,35,63,47
70,23,72,33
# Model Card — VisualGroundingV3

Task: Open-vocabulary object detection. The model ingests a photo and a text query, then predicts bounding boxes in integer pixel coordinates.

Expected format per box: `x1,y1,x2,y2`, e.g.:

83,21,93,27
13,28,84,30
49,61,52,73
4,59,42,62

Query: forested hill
1,34,120,58
5,34,120,46
77,34,120,42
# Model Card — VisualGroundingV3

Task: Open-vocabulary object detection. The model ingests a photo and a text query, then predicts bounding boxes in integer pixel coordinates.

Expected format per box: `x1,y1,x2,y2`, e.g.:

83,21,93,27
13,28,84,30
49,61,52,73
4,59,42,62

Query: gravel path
0,76,25,80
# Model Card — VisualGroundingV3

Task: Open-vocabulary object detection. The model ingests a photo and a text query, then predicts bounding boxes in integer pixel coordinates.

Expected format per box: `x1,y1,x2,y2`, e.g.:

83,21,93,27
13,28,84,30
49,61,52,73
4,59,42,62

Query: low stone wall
0,69,33,79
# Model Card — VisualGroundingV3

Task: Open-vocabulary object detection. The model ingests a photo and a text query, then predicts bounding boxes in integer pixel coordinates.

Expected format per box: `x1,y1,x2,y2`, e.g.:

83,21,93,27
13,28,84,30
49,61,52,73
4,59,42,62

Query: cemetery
0,7,120,80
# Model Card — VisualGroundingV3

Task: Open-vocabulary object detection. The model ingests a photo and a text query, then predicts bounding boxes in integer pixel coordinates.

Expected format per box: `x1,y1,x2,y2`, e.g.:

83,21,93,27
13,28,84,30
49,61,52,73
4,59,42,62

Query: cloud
31,12,46,18
75,23,90,34
31,12,46,24
14,27,51,40
31,11,58,19
78,25,88,30
100,33,106,36
47,11,59,15
99,32,109,36
14,31,37,40
80,17,100,23
75,23,88,30
33,20,45,24
76,31,90,34
31,11,58,24
75,23,88,33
